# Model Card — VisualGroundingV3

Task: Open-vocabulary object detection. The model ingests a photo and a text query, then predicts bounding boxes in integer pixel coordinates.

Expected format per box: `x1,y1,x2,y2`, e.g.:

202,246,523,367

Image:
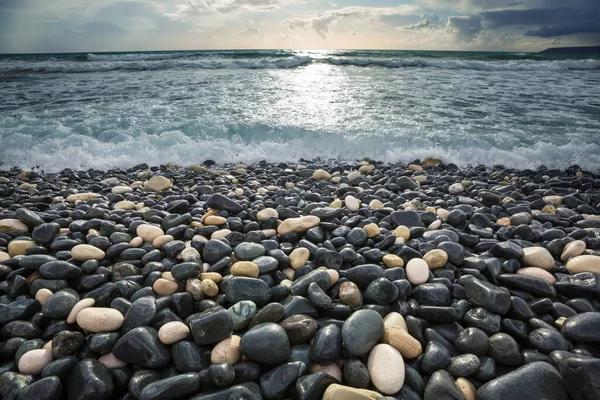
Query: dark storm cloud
480,0,600,38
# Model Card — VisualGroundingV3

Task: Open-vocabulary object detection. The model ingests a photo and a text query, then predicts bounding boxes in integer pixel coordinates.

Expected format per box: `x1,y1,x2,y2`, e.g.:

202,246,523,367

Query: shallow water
1,49,600,172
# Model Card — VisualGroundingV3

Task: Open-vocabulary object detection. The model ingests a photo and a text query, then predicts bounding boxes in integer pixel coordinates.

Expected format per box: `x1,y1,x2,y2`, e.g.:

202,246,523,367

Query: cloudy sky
1,0,599,53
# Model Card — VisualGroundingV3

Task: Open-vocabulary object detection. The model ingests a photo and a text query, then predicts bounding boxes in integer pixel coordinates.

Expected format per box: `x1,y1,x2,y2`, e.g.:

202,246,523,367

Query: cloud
446,14,483,41
173,0,288,17
398,15,440,30
281,5,420,39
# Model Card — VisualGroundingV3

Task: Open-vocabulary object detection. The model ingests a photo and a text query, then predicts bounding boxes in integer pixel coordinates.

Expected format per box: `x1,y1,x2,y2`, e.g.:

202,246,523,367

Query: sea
1,49,600,173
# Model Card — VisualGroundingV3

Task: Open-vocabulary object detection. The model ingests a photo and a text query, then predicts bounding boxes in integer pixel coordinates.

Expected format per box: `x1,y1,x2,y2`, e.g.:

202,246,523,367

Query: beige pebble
201,279,219,297
158,321,190,344
283,268,295,280
369,200,384,209
313,169,332,180
71,244,105,261
0,219,29,233
555,316,567,328
392,226,410,241
543,195,562,206
162,271,174,281
67,298,96,324
18,349,53,375
566,255,600,274
561,240,586,261
322,384,382,400
257,208,278,221
327,269,339,285
77,307,123,332
290,247,310,269
277,216,320,234
359,164,374,173
137,224,165,242
280,279,293,288
541,205,556,214
231,261,260,278
8,240,36,257
363,223,380,238
180,247,200,262
423,249,448,269
147,176,173,191
367,344,405,395
211,335,242,364
114,200,136,210
428,220,442,230
384,325,422,359
345,195,360,212
330,199,342,208
66,192,98,202
111,185,132,194
496,217,511,226
414,175,427,183
153,278,179,296
406,258,429,285
339,281,362,308
262,229,276,238
35,288,53,306
516,267,556,284
521,246,555,270
205,216,227,225
382,254,404,268
437,208,449,221
384,312,408,333
129,236,143,247
311,362,343,382
234,188,244,197
0,251,9,262
99,352,127,368
456,378,477,400
211,229,231,240
199,272,222,283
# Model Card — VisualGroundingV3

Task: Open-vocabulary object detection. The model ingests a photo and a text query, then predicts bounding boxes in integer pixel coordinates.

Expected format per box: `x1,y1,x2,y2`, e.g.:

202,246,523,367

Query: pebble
290,247,310,269
158,321,190,344
18,349,54,375
423,249,448,269
521,246,554,270
112,326,171,368
367,343,405,394
66,298,95,324
70,244,105,261
277,216,321,234
560,240,586,261
76,307,124,332
382,254,404,268
147,175,173,191
342,309,384,356
566,255,600,274
153,278,179,296
516,267,556,284
137,224,165,242
67,359,114,400
322,384,382,400
240,323,290,364
561,312,600,343
406,258,430,285
211,335,242,364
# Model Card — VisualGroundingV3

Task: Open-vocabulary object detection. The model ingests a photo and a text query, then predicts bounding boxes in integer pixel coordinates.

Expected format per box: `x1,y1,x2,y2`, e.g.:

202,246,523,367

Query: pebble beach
1,159,600,400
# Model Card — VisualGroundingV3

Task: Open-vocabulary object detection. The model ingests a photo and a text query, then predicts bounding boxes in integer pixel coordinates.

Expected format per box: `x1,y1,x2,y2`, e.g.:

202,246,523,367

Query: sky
1,0,599,53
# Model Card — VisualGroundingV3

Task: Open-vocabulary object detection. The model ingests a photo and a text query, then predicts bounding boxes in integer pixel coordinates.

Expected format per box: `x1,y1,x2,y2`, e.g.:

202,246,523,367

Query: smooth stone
342,309,384,356
158,321,190,344
477,361,568,400
561,312,600,343
516,267,556,284
363,278,399,304
202,239,232,263
52,330,84,358
277,216,321,234
39,261,81,279
382,254,404,268
211,335,242,364
281,314,318,345
411,282,450,306
566,255,600,274
488,333,521,366
140,372,200,400
70,244,105,261
345,195,360,212
560,240,586,261
424,370,466,399
42,289,79,319
137,224,165,242
98,352,127,369
406,258,429,285
112,326,171,368
383,325,422,359
311,323,342,362
307,282,332,309
8,240,36,256
257,208,278,220
16,376,62,400
454,327,489,356
260,361,306,399
558,356,600,400
189,382,262,400
497,273,557,298
147,175,172,191
240,322,290,364
296,372,339,400
234,242,265,261
228,300,257,331
423,249,448,269
322,384,382,400
231,261,259,278
290,247,310,269
465,278,511,315
67,359,114,400
171,341,210,373
529,328,569,353
367,343,405,395
188,306,233,345
456,378,476,400
76,307,124,332
225,277,272,307
35,288,53,305
66,298,95,324
490,241,523,259
31,223,60,245
206,193,244,213
18,349,53,375
390,210,421,228
0,219,29,233
521,246,554,270
422,341,451,374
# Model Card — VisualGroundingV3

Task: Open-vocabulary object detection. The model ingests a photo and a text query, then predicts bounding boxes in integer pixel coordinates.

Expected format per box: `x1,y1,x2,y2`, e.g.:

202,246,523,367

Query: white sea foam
2,129,599,173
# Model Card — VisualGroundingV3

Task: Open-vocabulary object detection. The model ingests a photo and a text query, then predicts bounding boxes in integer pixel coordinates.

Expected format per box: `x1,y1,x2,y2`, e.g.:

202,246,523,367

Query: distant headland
540,46,600,54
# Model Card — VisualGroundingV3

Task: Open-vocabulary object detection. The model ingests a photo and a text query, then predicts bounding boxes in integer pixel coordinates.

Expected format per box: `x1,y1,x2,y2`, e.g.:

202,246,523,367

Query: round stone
158,321,190,344
137,224,165,242
0,218,29,233
406,258,429,285
277,216,320,234
231,261,260,278
521,247,554,270
382,254,404,268
342,309,384,356
211,335,242,364
18,349,54,375
70,245,105,261
76,307,124,333
345,195,360,211
560,240,586,261
367,343,405,395
313,169,332,180
240,323,290,364
516,267,556,284
67,298,95,324
147,176,173,191
257,208,278,220
423,249,448,269
566,255,600,274
290,248,310,269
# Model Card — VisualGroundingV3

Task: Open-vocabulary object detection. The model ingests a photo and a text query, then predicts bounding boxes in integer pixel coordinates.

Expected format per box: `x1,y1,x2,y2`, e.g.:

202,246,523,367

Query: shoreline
1,159,600,399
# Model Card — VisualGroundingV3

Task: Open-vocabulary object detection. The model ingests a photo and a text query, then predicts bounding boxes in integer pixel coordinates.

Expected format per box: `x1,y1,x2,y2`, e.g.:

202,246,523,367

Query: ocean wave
1,55,599,74
2,129,599,173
